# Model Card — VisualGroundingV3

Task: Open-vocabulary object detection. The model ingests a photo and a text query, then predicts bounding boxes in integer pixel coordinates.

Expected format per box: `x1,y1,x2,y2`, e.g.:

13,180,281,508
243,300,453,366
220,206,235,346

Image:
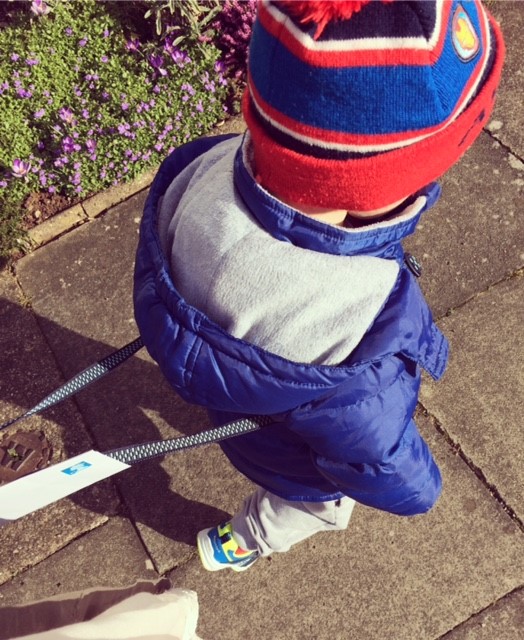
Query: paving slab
404,131,524,318
439,590,524,640
420,273,524,521
440,589,524,640
0,517,159,606
171,412,524,640
0,272,121,586
487,1,524,159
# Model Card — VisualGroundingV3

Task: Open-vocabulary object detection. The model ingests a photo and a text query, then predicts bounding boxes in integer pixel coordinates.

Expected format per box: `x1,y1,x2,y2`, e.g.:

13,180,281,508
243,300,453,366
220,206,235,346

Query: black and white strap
1,337,268,464
107,415,271,465
0,337,144,432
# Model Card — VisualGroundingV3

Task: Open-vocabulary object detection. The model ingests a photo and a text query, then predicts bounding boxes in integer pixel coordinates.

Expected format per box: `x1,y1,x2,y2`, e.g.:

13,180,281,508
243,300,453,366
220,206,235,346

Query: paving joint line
434,265,524,322
117,494,164,576
420,406,524,533
434,584,524,640
483,125,524,164
0,518,109,589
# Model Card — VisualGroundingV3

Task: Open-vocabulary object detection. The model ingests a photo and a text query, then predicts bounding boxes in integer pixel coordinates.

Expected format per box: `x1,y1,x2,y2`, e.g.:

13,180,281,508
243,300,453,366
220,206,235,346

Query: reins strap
0,337,144,432
107,415,272,465
1,337,269,465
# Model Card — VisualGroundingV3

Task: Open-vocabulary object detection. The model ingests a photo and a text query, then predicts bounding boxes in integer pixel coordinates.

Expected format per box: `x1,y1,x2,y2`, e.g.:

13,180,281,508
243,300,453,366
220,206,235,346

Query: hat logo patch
452,5,480,61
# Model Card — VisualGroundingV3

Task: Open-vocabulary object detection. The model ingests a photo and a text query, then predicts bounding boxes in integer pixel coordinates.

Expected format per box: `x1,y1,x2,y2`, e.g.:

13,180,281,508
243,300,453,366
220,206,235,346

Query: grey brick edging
26,116,246,251
27,166,158,249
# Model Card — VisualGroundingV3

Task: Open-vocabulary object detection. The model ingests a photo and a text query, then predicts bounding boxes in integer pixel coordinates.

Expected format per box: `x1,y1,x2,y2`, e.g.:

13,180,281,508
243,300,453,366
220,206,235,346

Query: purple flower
172,49,191,68
86,139,96,153
121,102,129,111
0,180,8,189
196,100,204,113
103,29,110,38
11,159,31,178
149,54,167,76
11,53,20,62
78,38,88,48
34,108,46,119
31,0,50,16
59,107,75,124
16,88,33,99
101,55,109,63
125,38,140,52
48,186,56,193
65,27,73,36
26,58,40,66
181,83,196,96
62,136,81,154
54,156,68,168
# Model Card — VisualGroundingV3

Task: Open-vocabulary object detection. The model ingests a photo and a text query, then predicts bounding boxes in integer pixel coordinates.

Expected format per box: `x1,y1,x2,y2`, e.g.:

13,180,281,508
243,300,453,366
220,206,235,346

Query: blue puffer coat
134,134,448,516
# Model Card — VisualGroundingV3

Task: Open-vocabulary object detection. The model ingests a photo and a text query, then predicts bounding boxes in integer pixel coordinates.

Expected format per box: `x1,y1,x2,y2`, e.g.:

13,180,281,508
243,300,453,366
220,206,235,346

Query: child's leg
230,486,355,557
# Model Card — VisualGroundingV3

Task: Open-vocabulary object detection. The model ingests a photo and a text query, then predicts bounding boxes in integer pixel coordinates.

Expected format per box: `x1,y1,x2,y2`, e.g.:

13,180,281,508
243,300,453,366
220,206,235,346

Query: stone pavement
0,3,523,638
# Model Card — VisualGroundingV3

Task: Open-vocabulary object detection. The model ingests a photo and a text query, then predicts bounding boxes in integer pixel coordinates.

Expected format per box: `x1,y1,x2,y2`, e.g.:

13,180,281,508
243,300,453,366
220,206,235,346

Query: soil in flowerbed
22,191,82,230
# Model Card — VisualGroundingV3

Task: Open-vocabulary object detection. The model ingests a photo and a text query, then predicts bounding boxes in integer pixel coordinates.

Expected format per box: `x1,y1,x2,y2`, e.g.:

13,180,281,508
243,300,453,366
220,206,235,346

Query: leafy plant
211,0,257,83
0,0,230,258
143,0,221,48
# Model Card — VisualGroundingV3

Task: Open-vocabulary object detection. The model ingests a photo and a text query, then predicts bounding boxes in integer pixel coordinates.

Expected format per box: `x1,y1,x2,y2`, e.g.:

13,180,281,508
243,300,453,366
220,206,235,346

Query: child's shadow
0,297,230,547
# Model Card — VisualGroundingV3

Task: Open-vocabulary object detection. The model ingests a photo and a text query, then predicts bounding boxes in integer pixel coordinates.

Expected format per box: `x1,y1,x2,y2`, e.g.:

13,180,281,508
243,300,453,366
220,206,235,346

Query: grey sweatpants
231,487,355,557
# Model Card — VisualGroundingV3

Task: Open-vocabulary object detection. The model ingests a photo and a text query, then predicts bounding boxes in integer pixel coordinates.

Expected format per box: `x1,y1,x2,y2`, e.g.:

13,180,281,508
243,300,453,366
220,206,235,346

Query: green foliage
0,0,229,258
143,0,221,44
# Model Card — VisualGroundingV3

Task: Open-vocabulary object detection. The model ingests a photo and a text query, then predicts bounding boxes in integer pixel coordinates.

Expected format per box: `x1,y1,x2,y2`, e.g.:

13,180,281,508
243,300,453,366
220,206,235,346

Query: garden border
25,115,246,252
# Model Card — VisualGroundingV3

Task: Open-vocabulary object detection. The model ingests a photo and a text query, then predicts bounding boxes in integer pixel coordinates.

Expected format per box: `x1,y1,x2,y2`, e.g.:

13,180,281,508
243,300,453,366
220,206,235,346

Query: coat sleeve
286,355,442,516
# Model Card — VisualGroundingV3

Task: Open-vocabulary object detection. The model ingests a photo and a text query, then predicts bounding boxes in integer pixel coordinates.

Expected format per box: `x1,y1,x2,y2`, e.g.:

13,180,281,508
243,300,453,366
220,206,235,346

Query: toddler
134,0,504,571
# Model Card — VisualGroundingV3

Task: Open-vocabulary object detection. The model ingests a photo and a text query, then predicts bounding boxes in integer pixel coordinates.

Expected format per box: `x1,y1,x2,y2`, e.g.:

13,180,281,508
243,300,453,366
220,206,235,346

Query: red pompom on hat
243,0,505,212
278,0,393,39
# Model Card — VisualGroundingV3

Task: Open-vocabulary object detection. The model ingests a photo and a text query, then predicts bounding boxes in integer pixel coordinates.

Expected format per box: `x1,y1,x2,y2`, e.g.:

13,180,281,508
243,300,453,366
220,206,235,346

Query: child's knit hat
243,0,505,212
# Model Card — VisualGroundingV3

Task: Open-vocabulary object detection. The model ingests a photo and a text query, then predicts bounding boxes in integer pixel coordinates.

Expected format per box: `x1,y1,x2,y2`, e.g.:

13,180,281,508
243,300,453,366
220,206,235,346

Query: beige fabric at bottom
17,588,201,640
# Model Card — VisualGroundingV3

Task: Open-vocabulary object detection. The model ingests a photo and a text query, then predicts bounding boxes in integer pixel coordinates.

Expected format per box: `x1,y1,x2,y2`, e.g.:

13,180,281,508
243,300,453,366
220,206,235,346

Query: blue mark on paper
61,461,92,476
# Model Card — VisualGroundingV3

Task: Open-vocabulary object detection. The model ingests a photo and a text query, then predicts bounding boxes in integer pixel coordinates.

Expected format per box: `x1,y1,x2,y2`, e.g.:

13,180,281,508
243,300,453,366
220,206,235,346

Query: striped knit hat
243,0,505,212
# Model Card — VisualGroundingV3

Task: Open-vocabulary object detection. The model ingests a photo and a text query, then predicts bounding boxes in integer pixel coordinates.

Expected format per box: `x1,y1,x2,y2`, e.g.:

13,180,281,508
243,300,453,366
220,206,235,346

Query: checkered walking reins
0,337,269,465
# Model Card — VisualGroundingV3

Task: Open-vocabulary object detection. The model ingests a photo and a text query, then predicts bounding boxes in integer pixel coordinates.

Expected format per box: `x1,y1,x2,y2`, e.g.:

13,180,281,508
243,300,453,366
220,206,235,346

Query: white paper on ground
0,450,130,523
